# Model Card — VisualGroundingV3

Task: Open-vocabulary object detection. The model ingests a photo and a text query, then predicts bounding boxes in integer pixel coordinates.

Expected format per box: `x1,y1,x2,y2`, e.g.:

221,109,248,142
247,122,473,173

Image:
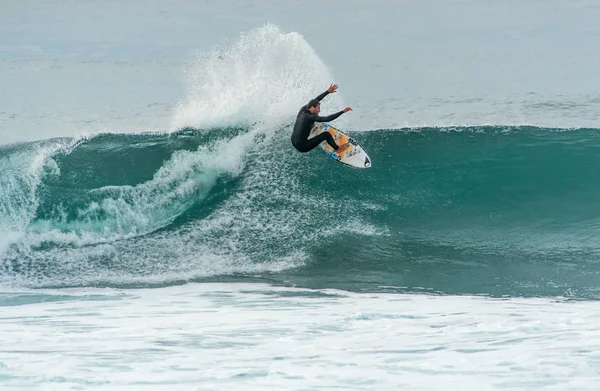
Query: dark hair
307,99,320,109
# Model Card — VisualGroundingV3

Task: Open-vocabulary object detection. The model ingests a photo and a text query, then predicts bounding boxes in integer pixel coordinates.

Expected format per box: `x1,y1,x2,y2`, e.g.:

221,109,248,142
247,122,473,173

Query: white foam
170,23,342,132
2,284,599,390
25,132,254,248
0,231,21,258
0,139,79,258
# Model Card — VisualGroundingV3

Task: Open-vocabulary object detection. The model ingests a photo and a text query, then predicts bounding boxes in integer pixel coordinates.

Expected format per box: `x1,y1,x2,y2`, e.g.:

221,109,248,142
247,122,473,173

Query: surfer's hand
328,84,338,93
343,107,352,113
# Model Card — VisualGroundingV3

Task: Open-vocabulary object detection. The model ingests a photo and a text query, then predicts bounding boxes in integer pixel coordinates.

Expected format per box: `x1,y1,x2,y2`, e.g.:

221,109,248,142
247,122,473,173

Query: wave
1,125,600,298
2,24,599,298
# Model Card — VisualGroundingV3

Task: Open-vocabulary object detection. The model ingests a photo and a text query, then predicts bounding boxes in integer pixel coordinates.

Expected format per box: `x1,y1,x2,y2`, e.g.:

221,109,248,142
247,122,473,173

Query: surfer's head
307,99,321,114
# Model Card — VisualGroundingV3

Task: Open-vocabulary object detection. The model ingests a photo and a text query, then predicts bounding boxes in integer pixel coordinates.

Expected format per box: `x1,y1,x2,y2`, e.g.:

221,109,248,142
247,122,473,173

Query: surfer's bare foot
336,143,350,153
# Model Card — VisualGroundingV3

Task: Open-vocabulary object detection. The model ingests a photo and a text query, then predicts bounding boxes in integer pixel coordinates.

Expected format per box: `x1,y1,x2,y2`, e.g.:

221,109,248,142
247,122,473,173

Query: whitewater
2,1,600,389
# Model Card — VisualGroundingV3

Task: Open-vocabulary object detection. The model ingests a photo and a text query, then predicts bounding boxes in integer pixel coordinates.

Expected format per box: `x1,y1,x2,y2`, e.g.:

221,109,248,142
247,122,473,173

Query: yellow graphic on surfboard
309,123,372,169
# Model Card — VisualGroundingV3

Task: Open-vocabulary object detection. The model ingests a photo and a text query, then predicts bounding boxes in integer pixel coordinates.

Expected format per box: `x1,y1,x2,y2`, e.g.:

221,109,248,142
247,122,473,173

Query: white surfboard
309,123,371,168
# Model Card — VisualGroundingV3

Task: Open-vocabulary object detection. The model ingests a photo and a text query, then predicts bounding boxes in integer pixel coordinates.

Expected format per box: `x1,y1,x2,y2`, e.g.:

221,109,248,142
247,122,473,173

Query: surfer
291,84,352,153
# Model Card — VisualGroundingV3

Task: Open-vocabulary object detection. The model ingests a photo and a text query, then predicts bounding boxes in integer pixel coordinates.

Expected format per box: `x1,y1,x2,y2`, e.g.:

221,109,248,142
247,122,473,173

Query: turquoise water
2,1,600,389
3,126,600,300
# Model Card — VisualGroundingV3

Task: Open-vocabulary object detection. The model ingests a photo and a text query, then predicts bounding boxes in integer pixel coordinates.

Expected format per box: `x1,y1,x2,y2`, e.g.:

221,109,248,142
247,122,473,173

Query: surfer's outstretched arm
314,90,330,101
309,106,352,123
314,83,339,101
309,111,344,123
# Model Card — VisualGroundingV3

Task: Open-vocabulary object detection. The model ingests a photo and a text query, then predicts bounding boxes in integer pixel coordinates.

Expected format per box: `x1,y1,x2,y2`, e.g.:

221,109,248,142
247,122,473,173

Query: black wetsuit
291,90,344,153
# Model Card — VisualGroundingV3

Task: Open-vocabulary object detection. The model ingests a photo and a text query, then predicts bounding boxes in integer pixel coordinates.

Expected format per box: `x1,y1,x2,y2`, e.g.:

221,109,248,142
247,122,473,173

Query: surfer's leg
298,132,339,152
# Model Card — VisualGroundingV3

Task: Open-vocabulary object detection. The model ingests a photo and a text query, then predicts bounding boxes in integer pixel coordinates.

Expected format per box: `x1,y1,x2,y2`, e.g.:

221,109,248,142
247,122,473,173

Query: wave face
2,125,600,299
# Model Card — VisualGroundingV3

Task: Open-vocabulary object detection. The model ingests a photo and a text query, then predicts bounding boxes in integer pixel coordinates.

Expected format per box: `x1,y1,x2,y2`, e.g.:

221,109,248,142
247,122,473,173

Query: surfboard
308,123,371,168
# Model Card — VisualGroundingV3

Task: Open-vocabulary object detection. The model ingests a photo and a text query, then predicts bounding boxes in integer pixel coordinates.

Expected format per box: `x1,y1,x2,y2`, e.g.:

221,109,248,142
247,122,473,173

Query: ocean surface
2,0,600,389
